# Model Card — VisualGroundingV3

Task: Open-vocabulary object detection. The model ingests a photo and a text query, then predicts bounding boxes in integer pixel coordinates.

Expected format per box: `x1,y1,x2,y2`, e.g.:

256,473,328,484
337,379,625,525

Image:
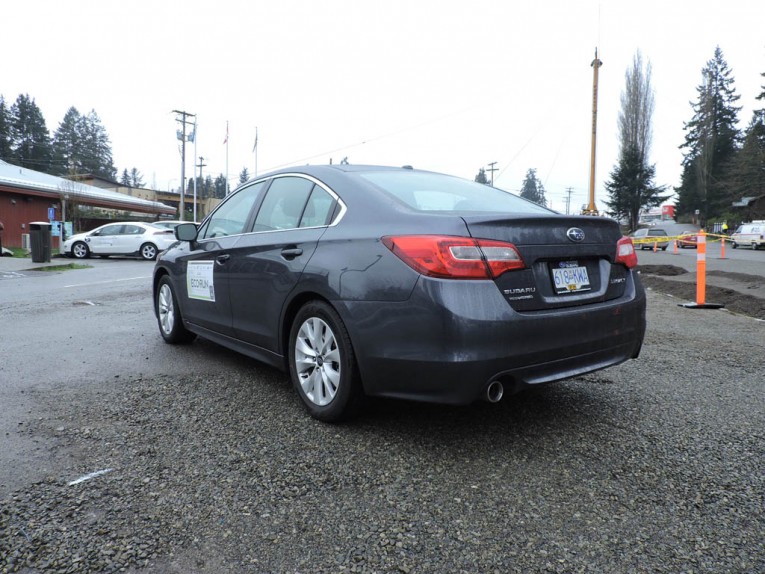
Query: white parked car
151,220,187,231
731,221,765,250
63,222,177,260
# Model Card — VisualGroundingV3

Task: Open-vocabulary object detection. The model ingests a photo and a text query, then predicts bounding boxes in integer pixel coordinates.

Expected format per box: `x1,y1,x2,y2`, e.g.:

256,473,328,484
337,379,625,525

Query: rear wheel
156,276,195,343
141,243,159,260
288,301,363,422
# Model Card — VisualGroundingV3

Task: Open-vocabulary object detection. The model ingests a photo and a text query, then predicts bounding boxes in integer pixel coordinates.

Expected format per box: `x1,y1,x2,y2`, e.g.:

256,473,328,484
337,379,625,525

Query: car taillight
382,235,525,279
615,236,638,268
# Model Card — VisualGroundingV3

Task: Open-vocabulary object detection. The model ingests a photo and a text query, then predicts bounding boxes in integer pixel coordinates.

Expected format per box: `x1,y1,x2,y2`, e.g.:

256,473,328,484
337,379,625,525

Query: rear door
227,175,337,351
116,224,146,254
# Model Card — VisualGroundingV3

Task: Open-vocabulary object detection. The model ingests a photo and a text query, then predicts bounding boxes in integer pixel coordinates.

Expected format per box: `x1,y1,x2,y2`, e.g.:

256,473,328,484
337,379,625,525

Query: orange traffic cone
681,230,723,309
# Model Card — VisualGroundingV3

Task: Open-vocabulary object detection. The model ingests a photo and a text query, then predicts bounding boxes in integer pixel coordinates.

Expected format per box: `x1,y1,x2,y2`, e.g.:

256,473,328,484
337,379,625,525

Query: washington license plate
552,263,591,294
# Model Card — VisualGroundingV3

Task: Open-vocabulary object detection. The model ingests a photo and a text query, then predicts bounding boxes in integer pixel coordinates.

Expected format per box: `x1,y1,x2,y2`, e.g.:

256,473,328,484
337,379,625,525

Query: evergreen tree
604,51,666,229
520,168,546,206
474,167,489,184
79,110,117,179
725,71,765,203
129,167,145,188
0,96,12,160
214,174,228,198
726,113,765,202
9,94,53,172
52,107,86,175
675,47,741,222
239,167,250,184
52,107,117,180
120,168,131,185
604,145,665,230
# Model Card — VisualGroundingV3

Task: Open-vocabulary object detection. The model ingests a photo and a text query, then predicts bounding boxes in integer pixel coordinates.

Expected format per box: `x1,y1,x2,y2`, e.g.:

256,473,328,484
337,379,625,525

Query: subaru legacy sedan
153,165,646,422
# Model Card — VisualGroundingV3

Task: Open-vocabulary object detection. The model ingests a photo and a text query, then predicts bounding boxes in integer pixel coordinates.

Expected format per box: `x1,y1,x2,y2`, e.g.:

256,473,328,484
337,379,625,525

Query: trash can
29,221,52,263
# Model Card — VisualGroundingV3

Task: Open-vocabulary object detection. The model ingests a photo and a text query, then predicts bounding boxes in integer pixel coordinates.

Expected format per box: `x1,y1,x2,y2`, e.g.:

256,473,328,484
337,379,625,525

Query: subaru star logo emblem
566,227,585,242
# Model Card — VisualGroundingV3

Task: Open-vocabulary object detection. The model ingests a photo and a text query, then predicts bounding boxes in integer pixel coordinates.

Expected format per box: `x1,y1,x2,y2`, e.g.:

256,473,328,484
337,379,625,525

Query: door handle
216,254,230,264
281,247,303,259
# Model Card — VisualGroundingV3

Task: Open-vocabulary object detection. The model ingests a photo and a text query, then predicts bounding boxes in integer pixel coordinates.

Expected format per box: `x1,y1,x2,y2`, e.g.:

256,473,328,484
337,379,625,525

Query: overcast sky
4,0,764,212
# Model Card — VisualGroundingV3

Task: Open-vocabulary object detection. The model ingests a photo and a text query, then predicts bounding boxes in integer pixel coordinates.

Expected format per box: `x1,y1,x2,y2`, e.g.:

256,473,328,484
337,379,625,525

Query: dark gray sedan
153,165,646,422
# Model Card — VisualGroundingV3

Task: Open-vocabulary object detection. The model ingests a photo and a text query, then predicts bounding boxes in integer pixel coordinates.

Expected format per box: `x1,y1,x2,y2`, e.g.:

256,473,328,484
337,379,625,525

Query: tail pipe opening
485,380,504,403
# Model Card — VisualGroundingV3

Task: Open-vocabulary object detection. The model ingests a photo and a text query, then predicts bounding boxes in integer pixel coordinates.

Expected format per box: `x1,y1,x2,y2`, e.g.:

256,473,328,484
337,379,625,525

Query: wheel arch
280,291,334,368
152,268,171,317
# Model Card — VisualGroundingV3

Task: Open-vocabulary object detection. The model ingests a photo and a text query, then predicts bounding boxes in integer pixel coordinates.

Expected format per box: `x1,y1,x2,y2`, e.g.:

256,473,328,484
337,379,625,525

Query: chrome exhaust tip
485,380,504,403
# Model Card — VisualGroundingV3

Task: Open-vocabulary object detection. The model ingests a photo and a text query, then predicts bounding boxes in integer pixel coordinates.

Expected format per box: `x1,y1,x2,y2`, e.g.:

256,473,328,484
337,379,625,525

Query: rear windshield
359,171,552,214
648,229,668,236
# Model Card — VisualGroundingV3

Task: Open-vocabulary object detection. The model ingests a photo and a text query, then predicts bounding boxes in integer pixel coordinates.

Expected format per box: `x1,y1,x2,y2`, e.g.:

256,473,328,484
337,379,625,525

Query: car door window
200,182,265,239
254,176,314,231
97,224,123,236
299,186,336,228
123,225,144,235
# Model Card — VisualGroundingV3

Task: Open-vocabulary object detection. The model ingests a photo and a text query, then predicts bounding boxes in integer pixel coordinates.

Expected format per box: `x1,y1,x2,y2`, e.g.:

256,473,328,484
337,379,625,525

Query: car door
227,175,337,351
116,224,146,255
88,224,124,254
177,181,266,337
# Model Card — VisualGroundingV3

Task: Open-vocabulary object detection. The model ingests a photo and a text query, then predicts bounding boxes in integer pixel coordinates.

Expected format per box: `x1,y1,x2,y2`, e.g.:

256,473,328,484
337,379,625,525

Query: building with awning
0,160,176,249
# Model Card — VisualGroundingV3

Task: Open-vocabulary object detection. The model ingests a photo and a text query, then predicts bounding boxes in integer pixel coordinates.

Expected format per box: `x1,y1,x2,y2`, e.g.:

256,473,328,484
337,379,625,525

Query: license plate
551,263,591,294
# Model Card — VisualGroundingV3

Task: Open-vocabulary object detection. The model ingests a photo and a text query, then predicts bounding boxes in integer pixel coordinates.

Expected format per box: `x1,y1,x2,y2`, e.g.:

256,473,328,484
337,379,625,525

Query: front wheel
72,241,90,259
141,243,159,260
288,301,363,422
155,276,196,344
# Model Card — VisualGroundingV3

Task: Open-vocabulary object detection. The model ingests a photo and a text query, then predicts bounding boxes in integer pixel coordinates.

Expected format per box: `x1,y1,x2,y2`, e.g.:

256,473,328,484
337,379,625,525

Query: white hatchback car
63,222,177,260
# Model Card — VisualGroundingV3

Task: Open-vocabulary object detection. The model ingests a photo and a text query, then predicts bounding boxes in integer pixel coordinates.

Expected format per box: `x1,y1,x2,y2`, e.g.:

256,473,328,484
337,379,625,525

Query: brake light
615,236,638,268
382,235,525,279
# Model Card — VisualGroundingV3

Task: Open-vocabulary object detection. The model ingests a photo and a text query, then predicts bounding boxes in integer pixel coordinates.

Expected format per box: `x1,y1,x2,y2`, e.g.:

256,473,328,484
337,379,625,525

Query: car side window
99,224,123,236
254,176,314,231
299,186,336,228
200,182,265,239
123,225,144,235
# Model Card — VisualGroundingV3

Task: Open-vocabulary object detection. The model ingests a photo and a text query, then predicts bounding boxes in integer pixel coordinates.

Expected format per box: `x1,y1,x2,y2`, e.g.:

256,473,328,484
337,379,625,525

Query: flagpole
254,127,258,177
193,118,198,222
224,121,229,195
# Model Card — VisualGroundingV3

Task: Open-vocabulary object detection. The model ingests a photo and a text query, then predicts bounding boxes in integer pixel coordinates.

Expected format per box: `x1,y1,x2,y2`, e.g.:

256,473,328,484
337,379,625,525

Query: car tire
141,243,158,260
72,241,90,259
155,276,196,344
288,301,364,423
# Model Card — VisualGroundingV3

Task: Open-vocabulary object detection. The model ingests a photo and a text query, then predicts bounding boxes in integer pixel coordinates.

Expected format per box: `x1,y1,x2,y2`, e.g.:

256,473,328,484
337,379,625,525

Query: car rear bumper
340,273,646,404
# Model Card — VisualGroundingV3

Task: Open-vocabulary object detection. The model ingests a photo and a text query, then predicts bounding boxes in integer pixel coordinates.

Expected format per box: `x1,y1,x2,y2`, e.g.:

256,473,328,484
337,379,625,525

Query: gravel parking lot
1,286,764,574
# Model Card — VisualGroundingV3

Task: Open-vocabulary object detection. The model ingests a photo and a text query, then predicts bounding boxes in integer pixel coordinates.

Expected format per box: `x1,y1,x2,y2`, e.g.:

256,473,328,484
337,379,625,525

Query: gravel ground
2,287,764,574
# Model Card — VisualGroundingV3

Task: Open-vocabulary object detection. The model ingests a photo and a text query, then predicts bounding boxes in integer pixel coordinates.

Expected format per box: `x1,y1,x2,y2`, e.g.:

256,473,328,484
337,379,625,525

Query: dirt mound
637,265,765,320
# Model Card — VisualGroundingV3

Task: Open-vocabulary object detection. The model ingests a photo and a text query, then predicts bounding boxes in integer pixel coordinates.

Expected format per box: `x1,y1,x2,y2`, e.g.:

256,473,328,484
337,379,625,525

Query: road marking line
63,276,151,288
68,468,114,486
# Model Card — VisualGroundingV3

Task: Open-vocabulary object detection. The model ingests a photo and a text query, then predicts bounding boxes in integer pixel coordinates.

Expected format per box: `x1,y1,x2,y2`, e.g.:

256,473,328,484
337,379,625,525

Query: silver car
63,222,177,260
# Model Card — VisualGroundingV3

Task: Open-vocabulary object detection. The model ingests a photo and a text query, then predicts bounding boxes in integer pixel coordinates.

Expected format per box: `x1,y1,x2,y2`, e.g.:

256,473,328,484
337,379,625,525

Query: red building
0,160,175,250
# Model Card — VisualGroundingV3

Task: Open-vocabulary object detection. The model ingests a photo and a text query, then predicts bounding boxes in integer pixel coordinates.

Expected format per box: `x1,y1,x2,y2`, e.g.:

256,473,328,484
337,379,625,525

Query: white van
731,221,765,250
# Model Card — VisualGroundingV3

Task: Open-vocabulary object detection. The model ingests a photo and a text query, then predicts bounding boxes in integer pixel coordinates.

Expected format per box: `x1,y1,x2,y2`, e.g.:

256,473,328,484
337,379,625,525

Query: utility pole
173,110,196,221
486,161,498,187
196,156,207,222
565,187,574,215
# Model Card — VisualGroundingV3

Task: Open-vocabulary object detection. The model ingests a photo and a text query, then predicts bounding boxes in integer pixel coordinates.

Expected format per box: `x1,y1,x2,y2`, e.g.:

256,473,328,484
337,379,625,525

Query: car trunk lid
461,214,630,311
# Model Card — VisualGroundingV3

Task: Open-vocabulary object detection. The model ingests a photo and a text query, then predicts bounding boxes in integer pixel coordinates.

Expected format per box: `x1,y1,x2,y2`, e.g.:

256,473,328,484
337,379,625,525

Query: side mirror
175,222,198,242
